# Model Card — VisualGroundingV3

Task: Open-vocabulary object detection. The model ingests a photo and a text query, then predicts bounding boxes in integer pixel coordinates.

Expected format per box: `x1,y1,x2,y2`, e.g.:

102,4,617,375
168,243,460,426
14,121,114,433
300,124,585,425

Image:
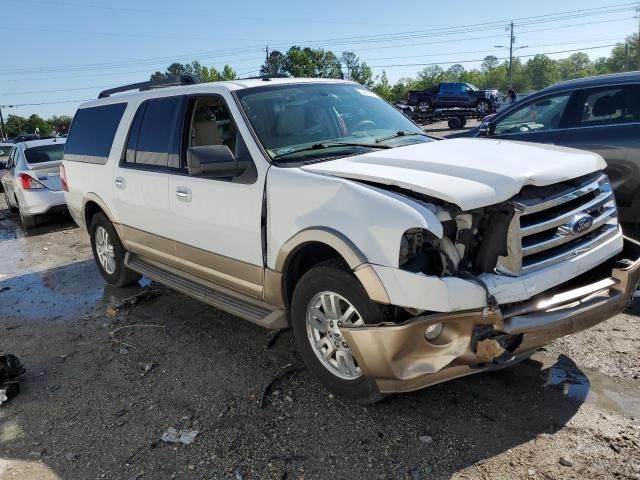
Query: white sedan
1,138,67,229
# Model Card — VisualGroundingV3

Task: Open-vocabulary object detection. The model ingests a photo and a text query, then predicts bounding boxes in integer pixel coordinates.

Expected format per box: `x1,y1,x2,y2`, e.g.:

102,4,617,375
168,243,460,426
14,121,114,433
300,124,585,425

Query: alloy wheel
95,226,116,275
306,291,365,380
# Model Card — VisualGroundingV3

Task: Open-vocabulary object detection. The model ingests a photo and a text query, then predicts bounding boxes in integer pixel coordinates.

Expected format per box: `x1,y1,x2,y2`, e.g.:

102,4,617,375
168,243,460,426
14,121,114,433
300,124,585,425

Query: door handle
175,186,192,202
114,177,126,189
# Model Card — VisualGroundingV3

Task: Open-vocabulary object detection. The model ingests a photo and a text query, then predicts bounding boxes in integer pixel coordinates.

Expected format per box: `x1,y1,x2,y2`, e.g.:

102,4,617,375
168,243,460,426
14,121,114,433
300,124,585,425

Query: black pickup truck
408,82,500,113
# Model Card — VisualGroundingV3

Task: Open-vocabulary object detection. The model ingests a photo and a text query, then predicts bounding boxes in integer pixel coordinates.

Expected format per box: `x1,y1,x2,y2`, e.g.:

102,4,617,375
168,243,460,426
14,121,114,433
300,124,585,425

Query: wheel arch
268,228,390,309
83,194,116,232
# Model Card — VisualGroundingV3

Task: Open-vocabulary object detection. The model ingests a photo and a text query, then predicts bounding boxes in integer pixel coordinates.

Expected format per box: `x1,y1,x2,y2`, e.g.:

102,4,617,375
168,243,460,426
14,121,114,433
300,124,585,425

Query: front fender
266,167,442,271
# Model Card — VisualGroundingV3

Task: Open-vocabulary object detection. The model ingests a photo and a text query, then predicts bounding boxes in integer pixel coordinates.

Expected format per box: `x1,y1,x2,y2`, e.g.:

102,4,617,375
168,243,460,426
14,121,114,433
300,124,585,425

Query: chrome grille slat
521,225,619,273
520,190,614,236
514,177,601,214
496,173,620,276
521,206,617,256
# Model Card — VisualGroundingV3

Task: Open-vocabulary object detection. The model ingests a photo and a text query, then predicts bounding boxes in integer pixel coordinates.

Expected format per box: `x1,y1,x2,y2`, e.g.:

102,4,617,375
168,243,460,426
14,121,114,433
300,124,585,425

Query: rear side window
64,103,127,164
571,85,640,127
123,96,183,169
24,143,65,164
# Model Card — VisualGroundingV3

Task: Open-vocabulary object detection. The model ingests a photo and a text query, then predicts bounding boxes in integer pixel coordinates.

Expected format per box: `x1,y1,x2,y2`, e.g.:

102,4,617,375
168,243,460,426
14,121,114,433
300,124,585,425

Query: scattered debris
119,347,129,355
109,323,166,349
142,362,156,375
234,466,245,480
559,457,574,467
527,468,536,477
265,328,283,349
106,288,162,318
419,435,433,444
65,453,78,461
0,354,25,406
43,247,48,252
160,427,199,445
259,364,305,409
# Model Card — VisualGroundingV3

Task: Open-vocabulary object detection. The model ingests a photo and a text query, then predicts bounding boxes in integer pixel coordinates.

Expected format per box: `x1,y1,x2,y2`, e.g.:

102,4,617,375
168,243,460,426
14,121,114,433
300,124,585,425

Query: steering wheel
353,120,377,131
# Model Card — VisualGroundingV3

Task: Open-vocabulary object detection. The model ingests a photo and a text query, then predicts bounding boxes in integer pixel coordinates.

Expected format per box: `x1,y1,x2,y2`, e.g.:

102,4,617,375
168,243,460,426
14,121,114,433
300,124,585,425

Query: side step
125,253,288,329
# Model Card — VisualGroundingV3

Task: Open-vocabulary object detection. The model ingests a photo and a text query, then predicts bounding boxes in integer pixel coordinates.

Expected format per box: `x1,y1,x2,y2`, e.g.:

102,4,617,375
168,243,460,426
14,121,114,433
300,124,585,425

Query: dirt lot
0,194,639,480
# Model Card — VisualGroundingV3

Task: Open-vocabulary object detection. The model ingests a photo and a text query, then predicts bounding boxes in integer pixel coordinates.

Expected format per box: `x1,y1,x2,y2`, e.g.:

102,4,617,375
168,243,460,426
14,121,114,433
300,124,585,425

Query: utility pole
0,106,5,141
625,42,629,71
508,21,514,88
265,45,270,76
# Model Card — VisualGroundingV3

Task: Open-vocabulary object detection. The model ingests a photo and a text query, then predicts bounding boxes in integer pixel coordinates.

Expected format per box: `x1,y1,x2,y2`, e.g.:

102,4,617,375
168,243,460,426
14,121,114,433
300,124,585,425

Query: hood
301,138,605,211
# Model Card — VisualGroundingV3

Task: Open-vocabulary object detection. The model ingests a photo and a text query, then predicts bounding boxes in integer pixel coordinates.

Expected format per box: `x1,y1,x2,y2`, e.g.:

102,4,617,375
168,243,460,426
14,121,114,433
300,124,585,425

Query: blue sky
1,0,638,119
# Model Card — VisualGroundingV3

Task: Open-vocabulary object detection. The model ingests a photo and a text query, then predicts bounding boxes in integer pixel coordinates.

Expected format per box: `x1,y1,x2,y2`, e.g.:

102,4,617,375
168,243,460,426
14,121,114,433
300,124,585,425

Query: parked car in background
2,138,67,228
0,142,13,192
408,82,500,113
61,75,640,402
449,72,640,231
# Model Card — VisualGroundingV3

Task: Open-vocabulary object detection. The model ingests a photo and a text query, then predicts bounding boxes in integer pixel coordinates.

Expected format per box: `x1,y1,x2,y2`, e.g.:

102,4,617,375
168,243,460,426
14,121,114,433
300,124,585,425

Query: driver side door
488,92,573,144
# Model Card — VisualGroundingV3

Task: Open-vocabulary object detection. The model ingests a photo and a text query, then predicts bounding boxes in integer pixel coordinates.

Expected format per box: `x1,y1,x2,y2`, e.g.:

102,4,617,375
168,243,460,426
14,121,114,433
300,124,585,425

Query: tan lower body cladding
114,224,264,298
342,237,640,393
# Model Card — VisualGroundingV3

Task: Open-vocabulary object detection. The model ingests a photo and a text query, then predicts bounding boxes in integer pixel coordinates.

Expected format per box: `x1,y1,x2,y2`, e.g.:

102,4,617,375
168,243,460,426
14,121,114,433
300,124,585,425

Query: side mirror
186,145,248,178
478,122,491,137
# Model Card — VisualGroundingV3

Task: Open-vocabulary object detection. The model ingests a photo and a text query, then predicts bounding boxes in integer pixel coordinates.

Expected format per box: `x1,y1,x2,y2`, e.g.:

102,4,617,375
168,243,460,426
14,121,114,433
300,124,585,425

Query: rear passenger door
113,95,185,242
559,84,640,223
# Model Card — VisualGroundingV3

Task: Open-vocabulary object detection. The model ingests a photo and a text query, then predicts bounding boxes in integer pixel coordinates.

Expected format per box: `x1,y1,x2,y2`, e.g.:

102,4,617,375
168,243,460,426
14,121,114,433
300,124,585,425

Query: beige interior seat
191,100,221,146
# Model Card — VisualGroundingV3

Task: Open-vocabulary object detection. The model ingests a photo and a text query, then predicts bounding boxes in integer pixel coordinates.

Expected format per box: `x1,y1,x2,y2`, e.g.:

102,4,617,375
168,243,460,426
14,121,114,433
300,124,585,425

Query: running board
125,253,288,329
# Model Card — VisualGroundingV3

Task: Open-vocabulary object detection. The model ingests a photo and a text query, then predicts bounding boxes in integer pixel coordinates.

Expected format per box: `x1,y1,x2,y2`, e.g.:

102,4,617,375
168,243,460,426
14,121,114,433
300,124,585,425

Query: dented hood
301,138,606,210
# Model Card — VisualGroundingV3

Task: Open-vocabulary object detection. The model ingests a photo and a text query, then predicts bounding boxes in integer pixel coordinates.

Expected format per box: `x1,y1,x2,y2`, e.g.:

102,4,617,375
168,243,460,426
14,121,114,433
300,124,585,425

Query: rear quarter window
64,103,127,164
25,143,65,164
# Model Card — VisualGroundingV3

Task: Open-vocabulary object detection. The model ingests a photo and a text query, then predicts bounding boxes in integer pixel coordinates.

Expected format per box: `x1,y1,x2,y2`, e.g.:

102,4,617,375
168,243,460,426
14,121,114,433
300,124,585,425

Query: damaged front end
342,237,640,393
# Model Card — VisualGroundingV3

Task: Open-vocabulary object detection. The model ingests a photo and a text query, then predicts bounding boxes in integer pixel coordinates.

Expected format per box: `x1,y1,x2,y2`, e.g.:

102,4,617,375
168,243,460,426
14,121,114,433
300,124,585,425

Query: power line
1,3,634,76
367,44,618,68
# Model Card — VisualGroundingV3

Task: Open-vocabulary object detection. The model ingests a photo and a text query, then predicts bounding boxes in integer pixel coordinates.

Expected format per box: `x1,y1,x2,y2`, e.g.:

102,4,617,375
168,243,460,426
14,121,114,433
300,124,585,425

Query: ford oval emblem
567,213,594,235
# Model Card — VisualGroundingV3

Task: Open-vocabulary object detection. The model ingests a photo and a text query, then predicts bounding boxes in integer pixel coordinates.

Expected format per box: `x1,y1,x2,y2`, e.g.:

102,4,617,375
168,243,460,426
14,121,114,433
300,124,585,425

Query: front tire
417,98,432,112
291,261,387,403
89,212,141,287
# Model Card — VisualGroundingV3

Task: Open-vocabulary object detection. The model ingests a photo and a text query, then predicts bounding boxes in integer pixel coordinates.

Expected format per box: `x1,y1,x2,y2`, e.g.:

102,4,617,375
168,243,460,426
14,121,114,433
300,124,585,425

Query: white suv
62,75,640,402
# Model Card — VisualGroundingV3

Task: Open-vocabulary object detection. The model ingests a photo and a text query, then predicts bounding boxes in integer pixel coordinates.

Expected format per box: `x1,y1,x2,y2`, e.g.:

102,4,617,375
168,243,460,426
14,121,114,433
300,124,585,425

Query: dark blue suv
451,72,640,230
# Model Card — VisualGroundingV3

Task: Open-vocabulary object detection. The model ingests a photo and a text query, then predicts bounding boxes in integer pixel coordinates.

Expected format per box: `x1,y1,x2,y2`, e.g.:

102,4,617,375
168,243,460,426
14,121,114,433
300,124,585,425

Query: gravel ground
0,195,639,480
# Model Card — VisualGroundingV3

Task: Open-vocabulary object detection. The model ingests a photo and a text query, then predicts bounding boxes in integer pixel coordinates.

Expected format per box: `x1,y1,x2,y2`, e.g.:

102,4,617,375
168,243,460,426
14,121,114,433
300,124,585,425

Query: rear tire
448,117,463,129
17,201,37,229
417,98,432,112
290,260,387,403
476,99,491,114
89,212,141,287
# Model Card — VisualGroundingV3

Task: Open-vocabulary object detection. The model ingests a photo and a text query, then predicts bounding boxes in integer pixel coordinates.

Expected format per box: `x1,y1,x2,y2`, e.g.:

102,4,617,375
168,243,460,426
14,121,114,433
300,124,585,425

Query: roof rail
98,74,200,99
242,74,290,80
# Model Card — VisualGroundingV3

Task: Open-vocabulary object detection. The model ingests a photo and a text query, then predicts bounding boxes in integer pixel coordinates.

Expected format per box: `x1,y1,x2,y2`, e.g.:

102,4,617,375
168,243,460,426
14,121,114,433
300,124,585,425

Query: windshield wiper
273,142,391,159
374,130,430,143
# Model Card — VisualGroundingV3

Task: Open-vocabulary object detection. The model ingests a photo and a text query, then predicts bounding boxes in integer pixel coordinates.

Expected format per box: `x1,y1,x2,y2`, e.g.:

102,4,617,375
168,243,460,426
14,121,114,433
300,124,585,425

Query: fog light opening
424,322,444,341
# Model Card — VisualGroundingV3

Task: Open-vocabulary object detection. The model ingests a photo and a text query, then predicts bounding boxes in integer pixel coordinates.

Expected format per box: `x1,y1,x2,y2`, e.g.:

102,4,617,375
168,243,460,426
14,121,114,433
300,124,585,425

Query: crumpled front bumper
341,237,640,393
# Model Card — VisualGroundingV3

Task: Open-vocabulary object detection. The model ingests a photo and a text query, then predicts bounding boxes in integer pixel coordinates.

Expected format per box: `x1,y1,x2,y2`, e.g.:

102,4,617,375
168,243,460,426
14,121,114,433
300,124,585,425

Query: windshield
236,83,430,162
24,143,65,164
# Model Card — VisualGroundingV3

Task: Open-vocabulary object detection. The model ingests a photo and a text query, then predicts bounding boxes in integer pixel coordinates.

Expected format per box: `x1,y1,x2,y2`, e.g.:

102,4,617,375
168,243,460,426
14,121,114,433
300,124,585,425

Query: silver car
0,142,13,191
1,138,67,228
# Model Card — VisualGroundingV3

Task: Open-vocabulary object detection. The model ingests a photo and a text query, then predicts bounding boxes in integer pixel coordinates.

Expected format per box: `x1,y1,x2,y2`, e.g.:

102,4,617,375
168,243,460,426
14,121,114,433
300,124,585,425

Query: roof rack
242,74,290,81
98,74,200,99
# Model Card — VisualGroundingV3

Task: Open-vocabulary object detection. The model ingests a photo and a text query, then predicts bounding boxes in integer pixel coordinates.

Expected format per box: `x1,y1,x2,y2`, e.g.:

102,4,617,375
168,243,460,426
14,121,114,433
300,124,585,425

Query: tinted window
440,84,455,94
571,85,640,127
125,97,182,168
0,145,12,158
493,93,571,135
65,103,126,164
24,143,65,164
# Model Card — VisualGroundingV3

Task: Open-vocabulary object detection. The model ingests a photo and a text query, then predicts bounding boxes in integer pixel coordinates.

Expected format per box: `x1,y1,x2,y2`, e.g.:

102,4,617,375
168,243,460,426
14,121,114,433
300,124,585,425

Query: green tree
48,115,73,135
341,51,373,86
372,71,392,100
607,34,639,72
260,50,287,76
389,77,416,102
525,54,560,90
415,65,445,89
558,52,593,81
4,115,27,137
481,55,499,73
444,64,465,82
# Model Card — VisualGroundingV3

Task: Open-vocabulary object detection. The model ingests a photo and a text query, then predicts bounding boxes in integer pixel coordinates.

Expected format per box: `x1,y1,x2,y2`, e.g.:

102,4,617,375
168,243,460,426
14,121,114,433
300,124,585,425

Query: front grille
496,173,619,276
